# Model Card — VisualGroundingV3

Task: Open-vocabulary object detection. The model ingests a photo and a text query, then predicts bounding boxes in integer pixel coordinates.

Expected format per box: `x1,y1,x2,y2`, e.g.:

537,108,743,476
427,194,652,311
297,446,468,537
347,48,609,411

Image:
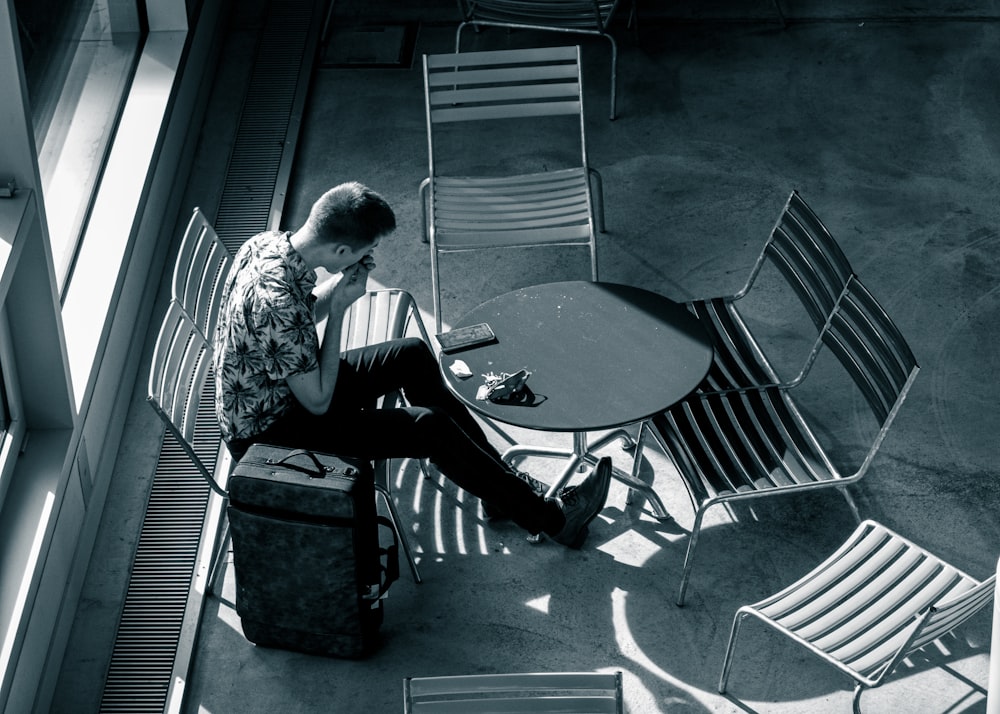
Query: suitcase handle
265,449,358,479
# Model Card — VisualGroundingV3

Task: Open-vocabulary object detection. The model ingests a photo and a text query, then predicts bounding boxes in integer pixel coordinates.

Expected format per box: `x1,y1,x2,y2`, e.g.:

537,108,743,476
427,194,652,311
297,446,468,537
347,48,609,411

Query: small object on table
448,359,473,379
476,369,530,401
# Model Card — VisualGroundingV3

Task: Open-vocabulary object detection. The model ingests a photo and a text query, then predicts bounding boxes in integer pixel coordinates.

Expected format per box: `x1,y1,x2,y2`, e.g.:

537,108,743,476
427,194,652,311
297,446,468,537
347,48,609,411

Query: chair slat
411,697,620,713
435,168,586,187
428,63,579,87
427,45,580,69
405,671,623,714
436,225,594,248
432,101,582,123
430,83,581,108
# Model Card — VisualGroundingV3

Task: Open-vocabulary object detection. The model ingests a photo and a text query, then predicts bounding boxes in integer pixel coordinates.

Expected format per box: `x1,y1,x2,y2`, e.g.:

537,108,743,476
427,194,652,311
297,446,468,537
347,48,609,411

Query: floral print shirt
214,231,318,442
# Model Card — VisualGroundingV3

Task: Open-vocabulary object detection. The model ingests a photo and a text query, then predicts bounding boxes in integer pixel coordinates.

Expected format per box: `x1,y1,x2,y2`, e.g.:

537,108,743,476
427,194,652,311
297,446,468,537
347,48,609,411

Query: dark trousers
227,338,560,535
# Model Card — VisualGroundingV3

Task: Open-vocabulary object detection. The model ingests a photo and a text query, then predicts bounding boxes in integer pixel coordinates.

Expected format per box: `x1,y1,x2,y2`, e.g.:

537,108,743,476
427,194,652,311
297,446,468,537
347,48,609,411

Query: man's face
321,235,379,274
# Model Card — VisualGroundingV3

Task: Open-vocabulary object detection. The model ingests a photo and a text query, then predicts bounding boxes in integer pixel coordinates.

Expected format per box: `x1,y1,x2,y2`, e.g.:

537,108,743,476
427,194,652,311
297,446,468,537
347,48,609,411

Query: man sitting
213,181,611,547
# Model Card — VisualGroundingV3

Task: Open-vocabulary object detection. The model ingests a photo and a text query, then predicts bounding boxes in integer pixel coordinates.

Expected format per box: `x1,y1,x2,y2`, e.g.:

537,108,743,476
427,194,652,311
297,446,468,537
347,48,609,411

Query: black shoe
481,471,549,520
551,457,612,548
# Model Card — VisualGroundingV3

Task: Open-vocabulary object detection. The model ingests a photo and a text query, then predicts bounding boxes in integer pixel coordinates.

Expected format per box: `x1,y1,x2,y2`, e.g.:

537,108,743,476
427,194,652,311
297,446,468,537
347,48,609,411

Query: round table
439,281,713,516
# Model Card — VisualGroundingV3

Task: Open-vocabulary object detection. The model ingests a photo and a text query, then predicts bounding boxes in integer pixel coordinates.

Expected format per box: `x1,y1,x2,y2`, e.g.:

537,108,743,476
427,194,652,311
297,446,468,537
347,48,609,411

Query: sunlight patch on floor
524,594,550,615
598,529,662,568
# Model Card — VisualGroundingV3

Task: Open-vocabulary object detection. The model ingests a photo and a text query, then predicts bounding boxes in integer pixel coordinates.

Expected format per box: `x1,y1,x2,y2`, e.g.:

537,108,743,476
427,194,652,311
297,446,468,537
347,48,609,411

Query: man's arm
285,262,369,414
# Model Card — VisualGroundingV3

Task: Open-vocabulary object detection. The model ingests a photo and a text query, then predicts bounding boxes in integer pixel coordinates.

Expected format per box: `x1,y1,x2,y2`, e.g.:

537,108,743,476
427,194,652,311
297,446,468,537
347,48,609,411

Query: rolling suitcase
227,444,399,658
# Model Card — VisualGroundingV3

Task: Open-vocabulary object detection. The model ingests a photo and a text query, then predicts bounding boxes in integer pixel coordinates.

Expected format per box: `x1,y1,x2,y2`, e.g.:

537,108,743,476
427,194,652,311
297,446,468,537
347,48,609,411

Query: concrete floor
54,3,999,713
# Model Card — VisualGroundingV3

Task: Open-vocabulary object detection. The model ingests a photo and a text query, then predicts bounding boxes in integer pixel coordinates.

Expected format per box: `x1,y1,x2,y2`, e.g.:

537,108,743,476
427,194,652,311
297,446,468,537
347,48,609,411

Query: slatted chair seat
455,0,630,120
431,169,594,249
422,45,603,332
404,671,624,713
689,190,855,395
643,275,920,606
719,520,996,713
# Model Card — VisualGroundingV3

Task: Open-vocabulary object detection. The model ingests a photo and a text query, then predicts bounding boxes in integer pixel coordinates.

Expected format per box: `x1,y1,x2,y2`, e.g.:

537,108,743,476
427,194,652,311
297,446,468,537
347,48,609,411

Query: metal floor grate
98,0,324,711
215,0,320,247
99,404,218,713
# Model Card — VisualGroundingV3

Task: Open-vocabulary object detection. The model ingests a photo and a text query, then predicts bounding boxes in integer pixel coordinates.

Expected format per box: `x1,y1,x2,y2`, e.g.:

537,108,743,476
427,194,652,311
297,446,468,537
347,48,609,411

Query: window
0,304,24,511
0,366,8,435
14,0,146,291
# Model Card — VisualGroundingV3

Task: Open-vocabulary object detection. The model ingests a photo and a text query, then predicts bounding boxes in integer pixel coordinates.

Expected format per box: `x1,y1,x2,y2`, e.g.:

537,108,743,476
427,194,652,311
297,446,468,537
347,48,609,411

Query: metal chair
688,190,855,396
403,671,624,713
421,45,603,332
454,0,632,120
147,300,231,593
643,276,920,606
719,519,996,713
172,207,233,338
340,288,433,584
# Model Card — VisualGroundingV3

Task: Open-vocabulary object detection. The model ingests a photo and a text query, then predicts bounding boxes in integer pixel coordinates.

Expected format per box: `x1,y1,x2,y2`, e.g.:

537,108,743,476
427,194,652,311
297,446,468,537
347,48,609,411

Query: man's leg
253,399,560,536
332,338,501,459
237,337,613,547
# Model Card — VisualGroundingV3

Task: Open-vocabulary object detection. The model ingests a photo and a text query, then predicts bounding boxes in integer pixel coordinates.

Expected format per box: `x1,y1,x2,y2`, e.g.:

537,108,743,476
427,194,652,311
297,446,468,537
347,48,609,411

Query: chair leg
839,484,861,522
207,515,231,597
419,178,430,243
718,608,750,693
430,241,444,334
852,683,866,714
677,506,708,606
375,482,423,584
603,33,619,120
588,167,606,233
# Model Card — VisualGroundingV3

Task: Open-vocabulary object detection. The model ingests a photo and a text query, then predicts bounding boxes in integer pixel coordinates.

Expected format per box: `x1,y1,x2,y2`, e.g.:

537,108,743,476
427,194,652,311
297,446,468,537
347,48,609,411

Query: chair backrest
340,288,430,352
909,573,997,654
457,0,622,32
403,671,623,713
425,46,585,127
147,300,227,497
172,207,233,338
821,276,919,429
742,190,855,332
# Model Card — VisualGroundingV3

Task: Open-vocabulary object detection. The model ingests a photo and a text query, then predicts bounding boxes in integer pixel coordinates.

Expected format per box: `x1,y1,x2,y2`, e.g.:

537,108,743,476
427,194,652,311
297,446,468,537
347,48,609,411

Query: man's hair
305,181,396,249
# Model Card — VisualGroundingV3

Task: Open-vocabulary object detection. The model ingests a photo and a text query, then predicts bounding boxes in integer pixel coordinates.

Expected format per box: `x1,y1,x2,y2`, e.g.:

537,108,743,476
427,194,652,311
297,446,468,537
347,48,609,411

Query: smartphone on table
436,322,497,353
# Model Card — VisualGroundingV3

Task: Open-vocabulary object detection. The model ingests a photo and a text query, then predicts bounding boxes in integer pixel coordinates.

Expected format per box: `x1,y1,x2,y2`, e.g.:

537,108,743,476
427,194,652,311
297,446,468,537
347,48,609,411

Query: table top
439,281,714,432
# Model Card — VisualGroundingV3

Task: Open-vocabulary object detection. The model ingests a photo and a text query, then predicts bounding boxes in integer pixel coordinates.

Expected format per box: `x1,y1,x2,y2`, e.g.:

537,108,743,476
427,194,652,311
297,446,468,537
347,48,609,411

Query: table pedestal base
501,427,671,522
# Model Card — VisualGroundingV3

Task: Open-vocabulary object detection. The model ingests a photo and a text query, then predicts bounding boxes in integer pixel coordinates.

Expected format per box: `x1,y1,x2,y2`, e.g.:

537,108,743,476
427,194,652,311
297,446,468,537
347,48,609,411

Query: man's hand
329,257,374,314
289,255,377,415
